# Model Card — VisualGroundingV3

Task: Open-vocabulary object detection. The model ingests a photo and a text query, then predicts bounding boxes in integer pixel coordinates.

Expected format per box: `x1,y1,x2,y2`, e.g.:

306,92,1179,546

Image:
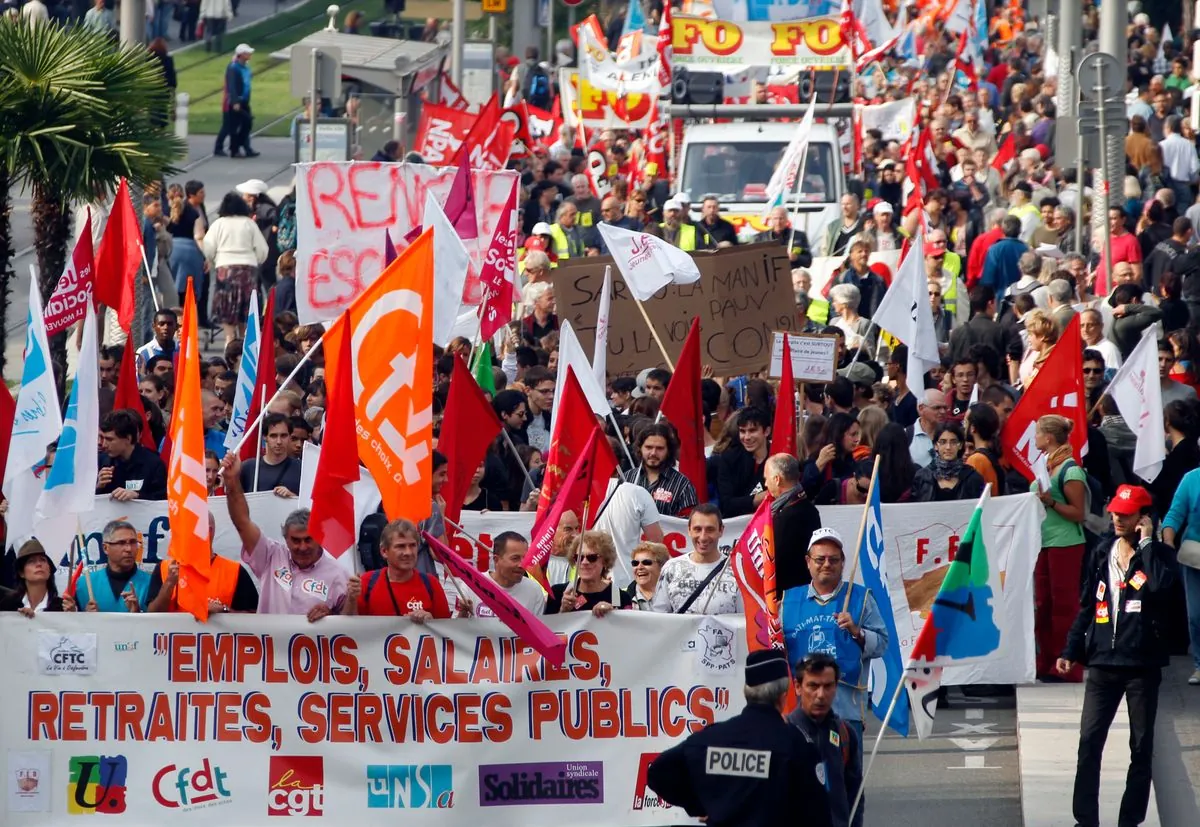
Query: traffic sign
482,0,505,12
1077,97,1125,136
1076,52,1123,102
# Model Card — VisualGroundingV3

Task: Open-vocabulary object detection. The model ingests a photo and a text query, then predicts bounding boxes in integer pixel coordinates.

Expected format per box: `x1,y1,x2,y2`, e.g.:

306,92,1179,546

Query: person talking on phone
63,521,152,613
1058,485,1178,827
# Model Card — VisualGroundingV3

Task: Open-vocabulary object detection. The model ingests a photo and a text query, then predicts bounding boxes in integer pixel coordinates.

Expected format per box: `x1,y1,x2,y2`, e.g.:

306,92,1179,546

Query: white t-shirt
546,556,571,587
593,481,661,589
458,572,547,617
650,554,743,616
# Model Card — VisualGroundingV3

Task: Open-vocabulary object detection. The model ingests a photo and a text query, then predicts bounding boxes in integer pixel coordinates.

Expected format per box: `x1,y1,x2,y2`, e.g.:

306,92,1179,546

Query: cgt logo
152,758,232,811
631,753,671,810
267,757,324,817
366,765,453,809
67,755,128,815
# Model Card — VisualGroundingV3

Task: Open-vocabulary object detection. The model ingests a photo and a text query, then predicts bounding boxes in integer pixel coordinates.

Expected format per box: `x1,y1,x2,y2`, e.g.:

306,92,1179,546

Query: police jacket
647,703,832,827
1061,531,1179,669
788,708,862,827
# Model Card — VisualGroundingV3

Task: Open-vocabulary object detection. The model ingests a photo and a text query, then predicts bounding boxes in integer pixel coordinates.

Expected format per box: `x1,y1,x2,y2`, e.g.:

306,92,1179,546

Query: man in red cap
1058,484,1178,827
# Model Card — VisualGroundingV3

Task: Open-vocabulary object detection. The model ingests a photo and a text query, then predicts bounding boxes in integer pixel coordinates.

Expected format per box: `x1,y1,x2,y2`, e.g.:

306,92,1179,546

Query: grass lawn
177,0,388,135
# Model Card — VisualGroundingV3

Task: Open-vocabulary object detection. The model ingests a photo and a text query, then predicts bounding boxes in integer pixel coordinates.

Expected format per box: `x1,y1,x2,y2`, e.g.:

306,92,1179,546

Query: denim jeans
1181,565,1200,671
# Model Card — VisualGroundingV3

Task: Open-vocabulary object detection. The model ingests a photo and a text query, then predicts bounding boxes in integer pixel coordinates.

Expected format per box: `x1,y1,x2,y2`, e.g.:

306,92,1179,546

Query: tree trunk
0,169,15,383
31,183,70,405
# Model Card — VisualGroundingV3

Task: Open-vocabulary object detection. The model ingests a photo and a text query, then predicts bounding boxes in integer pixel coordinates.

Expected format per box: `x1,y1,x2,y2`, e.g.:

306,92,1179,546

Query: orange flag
167,279,212,621
326,231,435,521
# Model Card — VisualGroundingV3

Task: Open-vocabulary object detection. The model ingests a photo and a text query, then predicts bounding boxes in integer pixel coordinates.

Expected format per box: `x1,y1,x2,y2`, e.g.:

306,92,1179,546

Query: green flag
471,341,496,395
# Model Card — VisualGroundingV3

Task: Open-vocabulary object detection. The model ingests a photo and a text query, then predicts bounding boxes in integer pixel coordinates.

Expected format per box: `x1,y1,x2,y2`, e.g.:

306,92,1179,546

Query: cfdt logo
152,758,232,811
366,765,454,809
66,755,128,815
267,757,324,817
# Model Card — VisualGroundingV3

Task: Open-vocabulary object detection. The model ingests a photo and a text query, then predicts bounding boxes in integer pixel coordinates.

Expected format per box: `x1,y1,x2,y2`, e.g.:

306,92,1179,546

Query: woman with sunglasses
621,542,670,611
911,422,985,502
545,531,632,617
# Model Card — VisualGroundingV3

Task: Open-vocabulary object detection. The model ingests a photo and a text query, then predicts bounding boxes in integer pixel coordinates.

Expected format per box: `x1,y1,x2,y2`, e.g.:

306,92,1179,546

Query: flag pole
500,428,538,493
849,675,907,825
252,384,266,493
607,411,637,472
437,518,497,603
138,240,162,313
842,454,881,613
232,332,326,455
75,518,94,602
631,295,676,371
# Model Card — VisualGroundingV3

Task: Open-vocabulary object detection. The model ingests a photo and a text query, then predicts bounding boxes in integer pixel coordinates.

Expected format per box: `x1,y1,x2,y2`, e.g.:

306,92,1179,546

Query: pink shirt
242,534,348,615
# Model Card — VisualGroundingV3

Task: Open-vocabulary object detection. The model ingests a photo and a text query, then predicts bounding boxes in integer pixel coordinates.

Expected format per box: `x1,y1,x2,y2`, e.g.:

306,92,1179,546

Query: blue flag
857,477,910,736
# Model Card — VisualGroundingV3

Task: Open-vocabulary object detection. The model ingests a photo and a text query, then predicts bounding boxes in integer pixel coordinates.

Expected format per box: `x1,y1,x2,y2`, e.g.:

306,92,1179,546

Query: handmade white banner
0,613,742,825
64,491,1039,685
856,97,917,144
293,162,517,324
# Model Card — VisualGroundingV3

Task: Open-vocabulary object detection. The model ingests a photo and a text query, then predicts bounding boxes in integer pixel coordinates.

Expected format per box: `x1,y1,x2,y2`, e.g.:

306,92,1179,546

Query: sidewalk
1017,658,1200,826
161,0,305,55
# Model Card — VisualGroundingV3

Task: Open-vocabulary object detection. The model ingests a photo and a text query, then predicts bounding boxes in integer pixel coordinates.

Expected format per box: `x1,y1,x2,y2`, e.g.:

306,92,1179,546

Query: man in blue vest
64,520,152,613
782,527,888,765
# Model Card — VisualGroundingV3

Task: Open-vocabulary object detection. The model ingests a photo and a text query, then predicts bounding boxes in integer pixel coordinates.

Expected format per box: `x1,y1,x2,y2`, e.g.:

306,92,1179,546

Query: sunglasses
1082,367,1104,375
580,553,601,563
631,559,656,568
807,555,842,566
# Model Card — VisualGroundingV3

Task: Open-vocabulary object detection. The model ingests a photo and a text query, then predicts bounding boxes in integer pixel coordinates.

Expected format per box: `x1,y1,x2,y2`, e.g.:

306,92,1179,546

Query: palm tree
0,20,185,396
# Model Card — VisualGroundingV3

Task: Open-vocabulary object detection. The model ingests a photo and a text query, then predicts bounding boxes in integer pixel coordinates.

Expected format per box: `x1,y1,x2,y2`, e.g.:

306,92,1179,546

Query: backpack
276,199,297,252
976,447,1007,496
356,512,389,573
524,63,552,109
1053,458,1107,534
364,568,437,614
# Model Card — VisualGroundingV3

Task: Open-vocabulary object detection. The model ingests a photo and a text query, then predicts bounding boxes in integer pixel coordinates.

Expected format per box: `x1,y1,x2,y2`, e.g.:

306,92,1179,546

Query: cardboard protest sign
553,245,797,377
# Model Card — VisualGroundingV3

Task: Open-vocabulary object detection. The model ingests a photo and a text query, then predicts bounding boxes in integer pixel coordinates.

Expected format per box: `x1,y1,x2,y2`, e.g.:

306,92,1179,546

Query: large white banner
65,492,1039,686
857,97,917,144
0,613,743,825
293,162,518,325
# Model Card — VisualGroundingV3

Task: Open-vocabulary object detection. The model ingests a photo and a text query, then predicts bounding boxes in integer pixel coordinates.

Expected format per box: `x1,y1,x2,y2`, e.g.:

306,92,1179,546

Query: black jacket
948,315,1008,364
1109,303,1163,359
788,707,862,827
910,464,985,502
647,703,832,827
772,487,822,596
753,228,813,268
715,446,766,518
97,445,168,500
1062,532,1178,669
1151,438,1200,519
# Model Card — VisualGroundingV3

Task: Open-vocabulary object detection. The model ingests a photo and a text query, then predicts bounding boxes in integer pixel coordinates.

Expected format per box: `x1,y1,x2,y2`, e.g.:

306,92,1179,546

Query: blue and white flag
857,475,910,736
225,291,260,451
35,305,99,554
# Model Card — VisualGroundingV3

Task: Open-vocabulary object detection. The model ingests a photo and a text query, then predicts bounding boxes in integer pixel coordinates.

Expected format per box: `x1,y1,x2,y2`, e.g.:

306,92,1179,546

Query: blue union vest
77,568,152,613
782,581,870,704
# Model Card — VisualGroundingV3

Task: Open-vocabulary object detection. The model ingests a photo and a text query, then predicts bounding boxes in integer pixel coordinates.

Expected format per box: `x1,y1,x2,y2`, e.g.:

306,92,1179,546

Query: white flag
593,266,612,389
1156,24,1172,72
595,223,701,301
34,306,100,557
857,97,916,143
424,191,471,347
4,282,63,487
553,321,610,420
871,232,940,381
763,96,816,214
225,290,260,450
1105,326,1166,482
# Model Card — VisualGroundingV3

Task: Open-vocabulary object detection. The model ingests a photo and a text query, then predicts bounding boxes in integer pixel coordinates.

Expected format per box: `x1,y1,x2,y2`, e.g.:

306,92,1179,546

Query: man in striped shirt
630,423,698,517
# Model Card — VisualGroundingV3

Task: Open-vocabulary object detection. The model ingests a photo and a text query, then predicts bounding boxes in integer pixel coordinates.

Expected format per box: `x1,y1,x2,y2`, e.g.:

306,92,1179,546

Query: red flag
308,315,359,557
440,356,503,531
659,318,708,500
523,427,618,575
114,337,156,450
991,133,1016,172
65,557,85,598
771,334,797,456
240,291,277,461
413,100,478,165
656,1,672,87
44,209,96,336
478,184,519,341
93,178,141,333
952,30,978,89
534,367,602,521
0,384,14,484
1001,315,1088,481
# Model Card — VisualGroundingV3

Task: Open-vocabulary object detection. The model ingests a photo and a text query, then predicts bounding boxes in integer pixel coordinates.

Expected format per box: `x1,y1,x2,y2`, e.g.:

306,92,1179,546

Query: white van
676,121,846,242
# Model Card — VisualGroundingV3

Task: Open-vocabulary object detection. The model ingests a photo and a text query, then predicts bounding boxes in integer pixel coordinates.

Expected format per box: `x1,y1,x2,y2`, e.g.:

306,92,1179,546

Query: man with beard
630,422,698,517
696,195,739,248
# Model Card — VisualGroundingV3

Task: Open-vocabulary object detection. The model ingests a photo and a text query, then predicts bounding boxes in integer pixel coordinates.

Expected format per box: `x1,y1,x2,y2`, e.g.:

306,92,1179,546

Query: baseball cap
673,191,691,203
531,222,553,236
872,201,894,216
1013,181,1033,196
926,239,947,256
808,526,845,552
838,362,875,386
663,199,683,212
235,178,269,196
631,367,653,398
234,43,254,56
878,159,897,170
1107,485,1153,515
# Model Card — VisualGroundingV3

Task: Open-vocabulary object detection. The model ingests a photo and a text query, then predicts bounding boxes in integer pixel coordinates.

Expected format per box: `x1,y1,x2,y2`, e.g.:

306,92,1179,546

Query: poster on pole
768,332,839,380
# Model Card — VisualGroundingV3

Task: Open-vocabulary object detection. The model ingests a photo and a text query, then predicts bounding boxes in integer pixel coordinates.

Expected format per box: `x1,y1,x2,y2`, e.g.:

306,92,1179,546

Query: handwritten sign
294,162,518,325
553,245,797,377
768,332,839,381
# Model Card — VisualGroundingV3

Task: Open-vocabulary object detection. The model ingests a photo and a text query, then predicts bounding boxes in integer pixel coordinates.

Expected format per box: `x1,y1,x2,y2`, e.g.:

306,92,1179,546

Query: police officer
1058,484,1178,827
788,653,862,827
647,649,832,827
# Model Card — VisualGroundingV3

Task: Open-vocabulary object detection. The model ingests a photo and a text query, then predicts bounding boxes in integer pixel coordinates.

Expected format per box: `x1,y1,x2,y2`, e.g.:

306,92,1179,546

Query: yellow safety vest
659,223,698,251
941,252,963,318
807,297,831,325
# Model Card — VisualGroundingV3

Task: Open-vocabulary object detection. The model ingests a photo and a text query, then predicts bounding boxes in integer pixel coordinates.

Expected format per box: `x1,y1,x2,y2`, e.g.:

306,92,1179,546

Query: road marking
948,755,1002,770
965,709,984,720
950,722,998,736
949,737,1000,751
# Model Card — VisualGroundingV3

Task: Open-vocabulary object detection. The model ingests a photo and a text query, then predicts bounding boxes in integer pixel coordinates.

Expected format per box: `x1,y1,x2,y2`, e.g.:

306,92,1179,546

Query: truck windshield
680,140,839,205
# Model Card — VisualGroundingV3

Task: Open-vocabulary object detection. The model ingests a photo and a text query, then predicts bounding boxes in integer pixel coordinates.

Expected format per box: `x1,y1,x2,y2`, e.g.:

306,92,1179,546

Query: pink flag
478,183,519,340
423,531,567,667
44,210,95,336
404,142,479,244
384,230,397,265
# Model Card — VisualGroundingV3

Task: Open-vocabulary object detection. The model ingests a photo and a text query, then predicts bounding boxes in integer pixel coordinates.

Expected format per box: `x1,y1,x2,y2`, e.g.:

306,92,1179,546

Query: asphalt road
865,687,1021,827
